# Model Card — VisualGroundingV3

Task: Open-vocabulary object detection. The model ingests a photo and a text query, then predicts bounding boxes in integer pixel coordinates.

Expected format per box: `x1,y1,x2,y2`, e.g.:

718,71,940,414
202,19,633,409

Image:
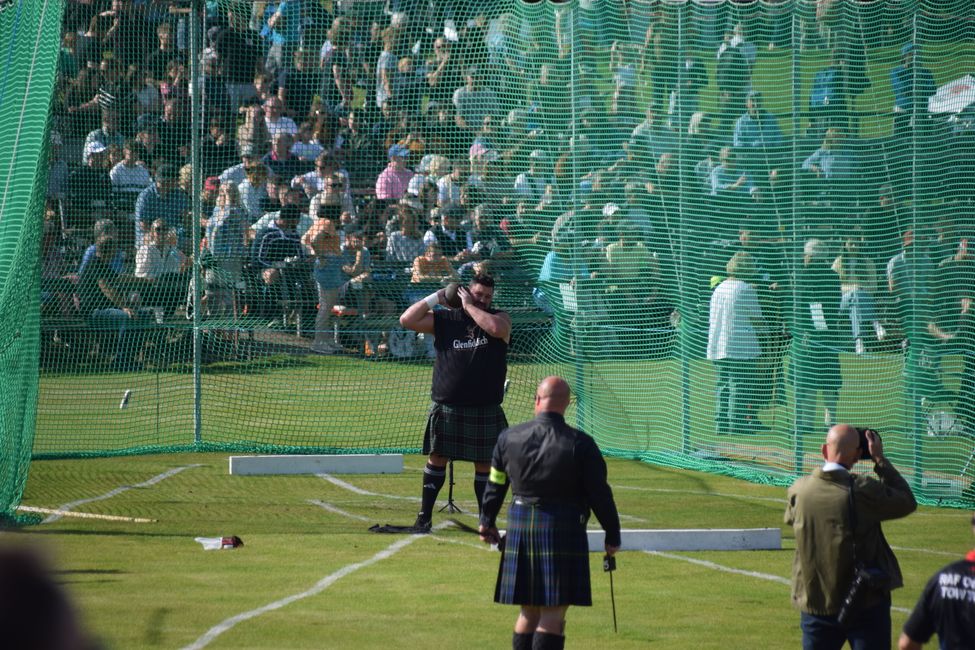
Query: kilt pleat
423,403,507,463
494,500,592,607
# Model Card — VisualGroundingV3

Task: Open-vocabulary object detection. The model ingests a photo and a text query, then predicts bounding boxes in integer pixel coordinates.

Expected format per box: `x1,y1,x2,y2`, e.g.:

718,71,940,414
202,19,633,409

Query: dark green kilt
422,403,508,463
494,499,592,607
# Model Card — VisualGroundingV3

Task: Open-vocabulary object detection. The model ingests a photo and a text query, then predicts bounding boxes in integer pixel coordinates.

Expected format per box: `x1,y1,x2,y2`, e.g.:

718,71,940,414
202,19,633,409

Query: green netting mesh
0,0,64,520
14,0,973,509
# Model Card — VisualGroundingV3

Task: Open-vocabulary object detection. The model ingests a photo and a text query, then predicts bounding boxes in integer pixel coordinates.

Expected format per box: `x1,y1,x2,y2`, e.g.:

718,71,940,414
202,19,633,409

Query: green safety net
0,0,64,520
21,0,974,509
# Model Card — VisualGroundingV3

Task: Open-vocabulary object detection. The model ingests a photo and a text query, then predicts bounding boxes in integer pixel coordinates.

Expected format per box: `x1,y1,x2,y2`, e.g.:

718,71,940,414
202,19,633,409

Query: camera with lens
837,563,890,625
855,427,880,460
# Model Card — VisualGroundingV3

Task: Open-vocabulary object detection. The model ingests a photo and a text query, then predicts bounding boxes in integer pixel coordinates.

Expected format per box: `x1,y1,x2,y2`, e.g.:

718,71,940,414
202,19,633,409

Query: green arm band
489,467,507,485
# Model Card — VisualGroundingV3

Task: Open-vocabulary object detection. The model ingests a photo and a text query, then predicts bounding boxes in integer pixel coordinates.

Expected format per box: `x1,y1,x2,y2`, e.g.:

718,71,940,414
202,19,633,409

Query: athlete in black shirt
479,376,621,650
398,274,511,533
899,514,975,650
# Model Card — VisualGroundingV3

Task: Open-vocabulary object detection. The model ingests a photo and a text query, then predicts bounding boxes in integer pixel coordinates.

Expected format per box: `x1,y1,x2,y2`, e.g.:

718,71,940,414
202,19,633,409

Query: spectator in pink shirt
375,144,414,206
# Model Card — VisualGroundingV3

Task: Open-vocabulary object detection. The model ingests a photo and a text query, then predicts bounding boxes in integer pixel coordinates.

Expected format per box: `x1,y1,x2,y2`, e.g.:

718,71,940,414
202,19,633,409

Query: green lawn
9,452,973,649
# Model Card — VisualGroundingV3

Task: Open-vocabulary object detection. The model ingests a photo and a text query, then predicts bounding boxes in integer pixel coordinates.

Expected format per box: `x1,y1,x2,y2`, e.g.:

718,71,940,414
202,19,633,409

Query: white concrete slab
229,454,403,476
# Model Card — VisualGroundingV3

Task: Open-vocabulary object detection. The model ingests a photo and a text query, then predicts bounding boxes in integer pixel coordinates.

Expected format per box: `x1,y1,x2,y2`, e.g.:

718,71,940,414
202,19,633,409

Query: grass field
6,452,973,649
34,346,974,506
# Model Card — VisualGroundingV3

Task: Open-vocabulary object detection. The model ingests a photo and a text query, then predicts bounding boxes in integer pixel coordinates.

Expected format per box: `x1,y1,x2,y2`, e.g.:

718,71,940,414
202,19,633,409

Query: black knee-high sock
418,462,446,521
512,632,533,650
532,632,564,650
473,470,490,513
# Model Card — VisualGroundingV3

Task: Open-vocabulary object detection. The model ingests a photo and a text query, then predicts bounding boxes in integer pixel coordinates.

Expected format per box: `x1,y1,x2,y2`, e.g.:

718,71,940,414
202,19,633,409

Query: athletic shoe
410,515,432,534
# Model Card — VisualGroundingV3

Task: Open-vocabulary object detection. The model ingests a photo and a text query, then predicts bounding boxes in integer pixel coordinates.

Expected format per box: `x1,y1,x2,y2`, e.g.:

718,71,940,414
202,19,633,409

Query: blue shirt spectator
733,91,782,149
134,166,190,248
891,44,936,112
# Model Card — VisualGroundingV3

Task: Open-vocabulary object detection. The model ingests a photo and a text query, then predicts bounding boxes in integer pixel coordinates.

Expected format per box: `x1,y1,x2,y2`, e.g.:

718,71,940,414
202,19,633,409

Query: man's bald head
535,376,571,415
822,423,862,468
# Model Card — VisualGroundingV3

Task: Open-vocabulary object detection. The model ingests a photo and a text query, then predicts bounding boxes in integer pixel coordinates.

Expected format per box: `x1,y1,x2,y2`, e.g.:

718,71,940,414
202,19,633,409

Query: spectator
109,139,153,196
278,48,321,123
290,121,325,162
335,110,384,189
710,147,756,197
238,162,270,222
263,132,312,183
76,234,139,370
707,251,764,435
134,219,189,313
628,106,675,166
82,109,125,165
157,98,191,163
793,238,845,439
253,184,314,237
294,153,348,199
453,67,499,132
201,117,239,176
252,203,315,324
303,205,345,354
264,0,303,75
211,8,262,111
733,90,783,149
134,163,190,250
801,128,855,181
834,235,884,355
237,102,271,158
375,28,398,109
425,37,463,108
411,242,458,283
143,21,184,86
891,43,936,134
436,160,467,207
218,150,267,188
386,205,427,263
514,150,556,204
66,141,114,231
263,96,298,140
424,204,467,260
375,144,414,203
465,205,512,263
204,182,248,316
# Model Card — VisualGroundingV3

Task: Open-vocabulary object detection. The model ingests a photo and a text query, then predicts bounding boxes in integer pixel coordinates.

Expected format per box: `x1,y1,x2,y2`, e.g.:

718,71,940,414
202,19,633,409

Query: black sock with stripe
418,462,446,522
473,470,490,513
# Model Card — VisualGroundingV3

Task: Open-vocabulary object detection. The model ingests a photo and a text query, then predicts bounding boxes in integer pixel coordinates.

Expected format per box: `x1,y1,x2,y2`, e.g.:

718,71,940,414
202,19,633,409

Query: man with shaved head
786,423,917,649
479,377,621,650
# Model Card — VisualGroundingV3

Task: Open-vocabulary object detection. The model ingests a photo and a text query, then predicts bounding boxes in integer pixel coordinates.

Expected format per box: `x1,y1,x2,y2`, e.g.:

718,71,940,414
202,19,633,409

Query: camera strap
846,475,863,567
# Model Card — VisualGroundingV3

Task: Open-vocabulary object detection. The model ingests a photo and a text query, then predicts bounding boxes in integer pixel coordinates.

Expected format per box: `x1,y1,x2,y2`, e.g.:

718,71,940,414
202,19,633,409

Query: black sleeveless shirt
431,308,508,406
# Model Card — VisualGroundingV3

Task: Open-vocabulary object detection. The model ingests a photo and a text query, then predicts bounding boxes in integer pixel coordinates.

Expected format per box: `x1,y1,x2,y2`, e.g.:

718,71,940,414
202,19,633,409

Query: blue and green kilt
423,403,507,463
494,499,592,607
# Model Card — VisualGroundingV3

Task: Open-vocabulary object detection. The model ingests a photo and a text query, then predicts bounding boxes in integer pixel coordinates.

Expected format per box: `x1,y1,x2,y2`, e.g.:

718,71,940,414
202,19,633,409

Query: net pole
908,11,922,486
190,0,203,446
567,3,587,434
789,9,802,475
676,0,690,455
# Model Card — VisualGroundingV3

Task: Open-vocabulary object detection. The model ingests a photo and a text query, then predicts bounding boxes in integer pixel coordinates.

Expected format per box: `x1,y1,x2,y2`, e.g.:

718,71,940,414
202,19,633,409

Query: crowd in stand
41,0,974,371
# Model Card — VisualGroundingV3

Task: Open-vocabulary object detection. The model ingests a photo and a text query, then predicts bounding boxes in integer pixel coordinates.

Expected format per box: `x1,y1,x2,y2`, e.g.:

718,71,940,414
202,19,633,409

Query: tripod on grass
438,460,463,513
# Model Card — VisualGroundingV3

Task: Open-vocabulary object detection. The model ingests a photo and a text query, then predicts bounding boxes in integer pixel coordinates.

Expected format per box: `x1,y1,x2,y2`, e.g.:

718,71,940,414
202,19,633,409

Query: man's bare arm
399,289,443,335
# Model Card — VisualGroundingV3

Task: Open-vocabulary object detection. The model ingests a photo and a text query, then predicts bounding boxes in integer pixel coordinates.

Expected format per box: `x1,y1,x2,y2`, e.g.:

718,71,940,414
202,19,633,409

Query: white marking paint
646,550,911,614
317,473,419,501
307,499,371,522
43,465,202,524
181,522,450,650
891,545,962,558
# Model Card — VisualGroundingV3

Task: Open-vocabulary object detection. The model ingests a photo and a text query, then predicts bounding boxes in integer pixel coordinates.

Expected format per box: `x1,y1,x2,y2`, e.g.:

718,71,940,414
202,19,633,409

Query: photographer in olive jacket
785,423,917,648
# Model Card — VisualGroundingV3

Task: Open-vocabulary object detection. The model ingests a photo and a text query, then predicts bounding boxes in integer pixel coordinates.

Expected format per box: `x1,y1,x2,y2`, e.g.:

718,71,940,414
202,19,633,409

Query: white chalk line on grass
307,499,371,522
43,464,202,524
181,522,451,650
891,545,961,558
646,550,911,615
317,473,419,501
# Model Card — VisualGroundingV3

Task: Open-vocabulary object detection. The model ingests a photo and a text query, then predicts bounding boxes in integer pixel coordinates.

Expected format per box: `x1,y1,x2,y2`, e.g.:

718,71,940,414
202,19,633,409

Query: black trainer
411,515,432,534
